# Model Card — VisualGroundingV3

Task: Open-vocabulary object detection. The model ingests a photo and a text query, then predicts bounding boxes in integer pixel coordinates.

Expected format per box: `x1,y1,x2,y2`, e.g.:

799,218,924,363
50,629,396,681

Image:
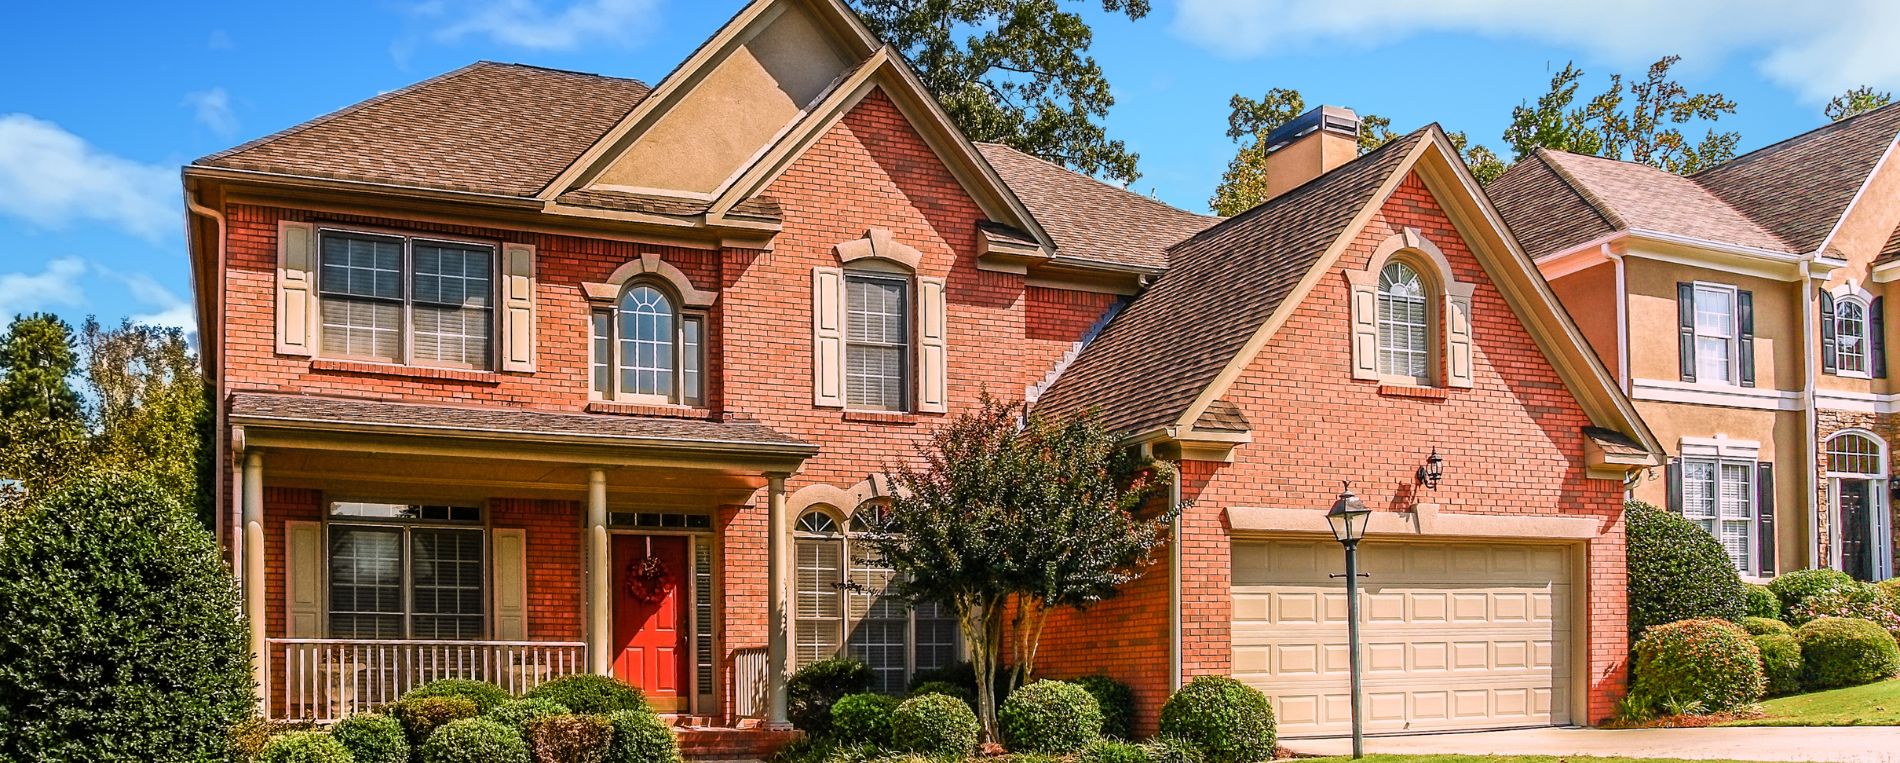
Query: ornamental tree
863,395,1176,740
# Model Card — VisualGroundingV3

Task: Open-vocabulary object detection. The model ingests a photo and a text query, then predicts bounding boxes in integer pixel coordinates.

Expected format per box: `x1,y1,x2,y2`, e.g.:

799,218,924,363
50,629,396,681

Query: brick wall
261,487,322,717
491,499,586,642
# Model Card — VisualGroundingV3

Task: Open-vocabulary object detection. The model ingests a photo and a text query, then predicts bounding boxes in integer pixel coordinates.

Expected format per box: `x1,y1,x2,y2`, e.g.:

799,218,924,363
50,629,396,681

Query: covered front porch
227,392,815,726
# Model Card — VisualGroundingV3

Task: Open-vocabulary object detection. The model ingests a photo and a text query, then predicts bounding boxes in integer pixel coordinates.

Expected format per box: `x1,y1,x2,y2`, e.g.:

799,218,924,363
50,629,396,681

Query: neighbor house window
845,273,910,411
1678,458,1755,574
1837,298,1868,375
327,502,486,640
318,230,495,369
591,281,704,406
793,507,959,693
1376,261,1431,382
1692,284,1737,384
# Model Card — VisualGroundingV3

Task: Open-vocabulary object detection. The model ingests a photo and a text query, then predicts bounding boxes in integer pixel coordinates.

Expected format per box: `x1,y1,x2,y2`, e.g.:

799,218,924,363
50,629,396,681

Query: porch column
588,468,612,676
765,472,792,728
241,450,267,715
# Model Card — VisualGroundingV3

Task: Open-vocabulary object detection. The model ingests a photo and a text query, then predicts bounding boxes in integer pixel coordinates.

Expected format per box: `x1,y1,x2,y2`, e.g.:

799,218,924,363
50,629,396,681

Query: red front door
612,534,690,711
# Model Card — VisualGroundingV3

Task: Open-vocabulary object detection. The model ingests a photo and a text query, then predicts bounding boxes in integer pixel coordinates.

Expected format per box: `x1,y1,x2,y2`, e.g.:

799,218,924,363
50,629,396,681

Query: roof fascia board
1621,237,1808,282
1535,233,1625,280
184,166,543,209
234,415,818,462
1811,130,1900,258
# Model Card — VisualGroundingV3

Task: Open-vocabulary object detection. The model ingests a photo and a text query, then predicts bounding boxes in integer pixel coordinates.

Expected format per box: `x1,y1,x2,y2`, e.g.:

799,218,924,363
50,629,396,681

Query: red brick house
182,0,1659,740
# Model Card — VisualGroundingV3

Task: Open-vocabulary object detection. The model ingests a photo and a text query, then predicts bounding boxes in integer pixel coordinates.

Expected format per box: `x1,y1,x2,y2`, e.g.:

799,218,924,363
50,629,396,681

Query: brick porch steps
671,722,802,763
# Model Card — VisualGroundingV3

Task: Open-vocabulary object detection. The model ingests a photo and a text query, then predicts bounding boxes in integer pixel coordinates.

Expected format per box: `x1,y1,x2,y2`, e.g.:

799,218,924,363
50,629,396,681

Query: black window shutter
1822,291,1838,374
1872,296,1886,379
1666,459,1684,513
1678,283,1697,382
1738,290,1755,388
1757,462,1776,576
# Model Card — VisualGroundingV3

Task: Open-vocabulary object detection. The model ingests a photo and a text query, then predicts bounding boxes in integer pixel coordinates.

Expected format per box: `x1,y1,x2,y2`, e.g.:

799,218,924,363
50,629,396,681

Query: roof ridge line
1533,148,1632,232
1694,100,1900,179
194,62,489,167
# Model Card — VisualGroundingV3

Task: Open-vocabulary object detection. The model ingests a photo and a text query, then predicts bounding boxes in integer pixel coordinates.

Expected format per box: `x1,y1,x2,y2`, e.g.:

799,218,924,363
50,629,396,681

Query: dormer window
591,280,704,406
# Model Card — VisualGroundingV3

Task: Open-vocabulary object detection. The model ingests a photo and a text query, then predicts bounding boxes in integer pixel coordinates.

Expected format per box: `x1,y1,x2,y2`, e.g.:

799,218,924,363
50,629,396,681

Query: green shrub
890,693,979,757
331,713,408,763
1789,585,1900,640
605,709,681,763
405,679,513,714
1001,679,1103,753
1158,676,1275,763
766,737,879,763
1742,616,1793,636
0,473,254,761
1629,618,1764,714
526,714,613,763
259,731,354,763
1140,736,1205,763
830,693,899,746
1743,584,1781,620
1753,634,1803,697
421,718,529,763
907,661,1011,705
1768,569,1857,622
1625,501,1747,639
1878,578,1900,607
524,675,647,715
1070,675,1135,740
906,680,973,706
394,696,481,747
1796,616,1900,689
486,698,572,732
227,718,319,763
787,658,873,736
1079,739,1151,763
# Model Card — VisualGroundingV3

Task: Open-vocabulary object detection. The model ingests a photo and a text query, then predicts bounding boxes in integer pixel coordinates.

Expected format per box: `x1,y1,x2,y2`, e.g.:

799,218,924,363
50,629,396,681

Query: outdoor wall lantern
1416,448,1445,490
1324,482,1371,759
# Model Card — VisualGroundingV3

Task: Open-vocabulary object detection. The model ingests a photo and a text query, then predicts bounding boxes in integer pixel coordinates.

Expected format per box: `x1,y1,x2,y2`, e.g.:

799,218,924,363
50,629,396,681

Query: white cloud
119,273,196,334
432,0,660,50
0,114,178,241
185,88,238,137
1172,0,1900,101
0,257,87,321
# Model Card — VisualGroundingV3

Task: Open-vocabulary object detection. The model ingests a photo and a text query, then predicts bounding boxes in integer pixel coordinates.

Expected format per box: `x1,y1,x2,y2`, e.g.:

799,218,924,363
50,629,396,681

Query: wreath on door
625,551,677,604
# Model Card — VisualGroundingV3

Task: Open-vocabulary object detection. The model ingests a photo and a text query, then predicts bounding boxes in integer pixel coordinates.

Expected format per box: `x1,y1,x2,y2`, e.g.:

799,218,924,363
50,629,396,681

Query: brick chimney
1263,105,1361,200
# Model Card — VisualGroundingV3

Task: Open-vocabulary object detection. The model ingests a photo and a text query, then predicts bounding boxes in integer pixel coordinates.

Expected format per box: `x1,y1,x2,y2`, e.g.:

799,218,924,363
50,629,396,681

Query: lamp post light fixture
1325,482,1372,759
1416,449,1445,490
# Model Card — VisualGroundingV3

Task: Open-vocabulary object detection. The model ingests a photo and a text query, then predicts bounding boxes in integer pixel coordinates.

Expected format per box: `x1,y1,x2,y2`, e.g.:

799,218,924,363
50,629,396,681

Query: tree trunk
958,593,1007,742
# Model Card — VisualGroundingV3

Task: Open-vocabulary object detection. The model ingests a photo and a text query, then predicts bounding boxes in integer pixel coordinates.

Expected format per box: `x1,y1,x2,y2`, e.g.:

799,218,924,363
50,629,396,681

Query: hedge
1629,618,1764,714
1795,616,1900,689
606,709,682,763
1743,584,1781,620
485,698,571,732
258,731,353,763
830,693,899,746
527,714,614,763
1070,675,1135,740
1625,501,1746,639
1753,634,1803,697
890,693,979,757
524,675,647,715
404,679,513,715
420,718,530,763
1768,569,1857,623
331,713,408,763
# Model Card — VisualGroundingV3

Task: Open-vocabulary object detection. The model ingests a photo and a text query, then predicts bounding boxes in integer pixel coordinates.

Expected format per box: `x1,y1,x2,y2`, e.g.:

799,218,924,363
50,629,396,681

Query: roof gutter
229,413,821,458
183,165,547,209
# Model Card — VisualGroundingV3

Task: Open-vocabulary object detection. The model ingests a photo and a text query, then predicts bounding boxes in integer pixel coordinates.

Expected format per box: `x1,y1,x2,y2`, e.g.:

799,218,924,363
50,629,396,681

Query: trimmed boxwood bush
1742,617,1793,636
0,473,254,761
906,680,973,706
605,708,682,763
890,693,979,757
1795,616,1900,689
1626,501,1747,639
421,718,529,763
525,675,646,715
830,693,899,746
1071,675,1135,740
1629,618,1764,714
228,718,319,763
331,713,408,763
259,731,354,763
1753,634,1803,697
395,696,481,747
1743,584,1780,620
1078,739,1151,763
1768,568,1857,623
405,679,513,714
1158,676,1275,763
1001,679,1103,754
527,714,614,763
787,658,873,735
486,698,571,732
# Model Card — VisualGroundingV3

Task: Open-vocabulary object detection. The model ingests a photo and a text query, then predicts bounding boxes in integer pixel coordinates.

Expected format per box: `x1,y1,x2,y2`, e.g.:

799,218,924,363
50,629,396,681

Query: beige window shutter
917,275,948,413
492,528,529,641
276,221,318,356
501,243,537,372
284,521,323,638
813,267,846,408
1445,291,1475,388
1348,280,1380,381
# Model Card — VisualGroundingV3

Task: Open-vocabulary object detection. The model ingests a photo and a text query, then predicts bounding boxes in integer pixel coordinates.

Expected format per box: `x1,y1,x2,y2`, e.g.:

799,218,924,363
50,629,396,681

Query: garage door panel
1231,539,1572,736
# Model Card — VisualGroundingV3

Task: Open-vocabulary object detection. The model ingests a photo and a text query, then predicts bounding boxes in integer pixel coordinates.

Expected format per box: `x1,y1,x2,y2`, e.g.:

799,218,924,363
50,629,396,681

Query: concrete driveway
1279,726,1900,762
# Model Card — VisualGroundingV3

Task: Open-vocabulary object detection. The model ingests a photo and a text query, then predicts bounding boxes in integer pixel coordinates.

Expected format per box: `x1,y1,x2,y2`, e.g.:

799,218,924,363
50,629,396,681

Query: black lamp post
1325,482,1372,759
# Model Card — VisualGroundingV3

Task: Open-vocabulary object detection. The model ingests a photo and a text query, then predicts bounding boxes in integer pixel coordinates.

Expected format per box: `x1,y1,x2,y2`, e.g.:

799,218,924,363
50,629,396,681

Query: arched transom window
591,281,703,405
793,505,959,693
1827,432,1884,476
1376,261,1431,382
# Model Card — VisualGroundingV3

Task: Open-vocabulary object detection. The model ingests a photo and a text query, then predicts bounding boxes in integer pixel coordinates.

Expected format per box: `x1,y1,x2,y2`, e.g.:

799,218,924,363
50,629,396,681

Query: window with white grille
1837,299,1868,375
326,502,486,640
318,230,494,369
1679,457,1755,573
590,281,704,406
845,274,909,411
1376,261,1430,382
792,506,958,692
1692,284,1737,384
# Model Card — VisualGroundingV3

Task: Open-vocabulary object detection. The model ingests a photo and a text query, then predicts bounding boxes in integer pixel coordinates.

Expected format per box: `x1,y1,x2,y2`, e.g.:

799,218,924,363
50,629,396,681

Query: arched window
1827,432,1883,477
1377,261,1431,382
791,503,960,693
1836,298,1868,375
591,280,704,405
1825,431,1889,581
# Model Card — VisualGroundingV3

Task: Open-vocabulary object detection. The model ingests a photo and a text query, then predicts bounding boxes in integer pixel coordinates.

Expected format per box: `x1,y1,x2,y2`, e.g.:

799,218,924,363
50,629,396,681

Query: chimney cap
1265,105,1361,153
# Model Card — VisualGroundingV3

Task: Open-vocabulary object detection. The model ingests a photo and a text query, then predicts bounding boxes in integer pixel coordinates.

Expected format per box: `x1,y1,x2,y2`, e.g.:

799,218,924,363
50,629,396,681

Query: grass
1719,677,1900,726
1295,757,1773,763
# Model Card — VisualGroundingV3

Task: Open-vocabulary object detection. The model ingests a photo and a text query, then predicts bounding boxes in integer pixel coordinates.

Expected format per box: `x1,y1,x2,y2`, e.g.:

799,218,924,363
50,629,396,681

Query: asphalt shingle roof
977,143,1219,270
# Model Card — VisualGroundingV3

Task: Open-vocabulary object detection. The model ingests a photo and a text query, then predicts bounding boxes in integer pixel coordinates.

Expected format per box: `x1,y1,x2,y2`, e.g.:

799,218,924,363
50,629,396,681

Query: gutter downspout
1168,469,1183,692
1608,244,1629,394
184,191,233,571
1800,258,1821,570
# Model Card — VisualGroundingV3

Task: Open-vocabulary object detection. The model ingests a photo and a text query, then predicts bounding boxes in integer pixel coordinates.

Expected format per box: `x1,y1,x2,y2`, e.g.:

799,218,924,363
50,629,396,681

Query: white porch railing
271,639,588,722
731,646,768,719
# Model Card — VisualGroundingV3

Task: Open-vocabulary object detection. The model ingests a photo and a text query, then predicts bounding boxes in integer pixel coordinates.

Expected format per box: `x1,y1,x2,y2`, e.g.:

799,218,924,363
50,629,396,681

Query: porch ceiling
261,448,767,509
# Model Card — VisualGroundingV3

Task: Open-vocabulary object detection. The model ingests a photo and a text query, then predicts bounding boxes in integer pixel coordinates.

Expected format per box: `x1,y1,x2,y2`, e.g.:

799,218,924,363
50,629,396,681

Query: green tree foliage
1825,86,1894,122
851,0,1148,184
0,314,88,496
864,395,1175,739
1504,57,1739,174
80,319,208,514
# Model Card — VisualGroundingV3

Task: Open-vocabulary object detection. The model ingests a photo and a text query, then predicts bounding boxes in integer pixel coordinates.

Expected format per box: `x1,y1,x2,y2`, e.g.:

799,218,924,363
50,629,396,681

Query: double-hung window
793,508,959,694
845,273,910,411
1837,298,1869,375
327,502,486,640
1691,284,1737,384
1679,458,1756,574
318,230,495,369
1376,261,1431,383
591,282,705,406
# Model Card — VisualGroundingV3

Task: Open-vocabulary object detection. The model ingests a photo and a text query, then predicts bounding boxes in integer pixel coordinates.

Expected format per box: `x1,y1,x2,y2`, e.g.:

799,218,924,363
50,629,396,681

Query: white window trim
1824,430,1893,580
1678,453,1760,577
1835,295,1871,378
1688,281,1740,387
589,280,706,407
314,226,501,371
842,269,915,413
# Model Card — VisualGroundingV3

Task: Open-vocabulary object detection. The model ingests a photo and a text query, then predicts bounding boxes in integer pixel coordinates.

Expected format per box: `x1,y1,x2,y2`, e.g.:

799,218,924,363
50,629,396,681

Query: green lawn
1719,678,1900,726
1296,757,1770,763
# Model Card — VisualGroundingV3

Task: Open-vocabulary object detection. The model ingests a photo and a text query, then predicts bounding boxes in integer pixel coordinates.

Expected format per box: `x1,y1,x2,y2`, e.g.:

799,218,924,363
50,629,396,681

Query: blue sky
3,0,1897,337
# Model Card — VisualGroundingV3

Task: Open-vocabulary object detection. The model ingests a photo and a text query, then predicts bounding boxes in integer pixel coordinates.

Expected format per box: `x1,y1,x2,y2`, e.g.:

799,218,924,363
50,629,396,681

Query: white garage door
1230,538,1572,737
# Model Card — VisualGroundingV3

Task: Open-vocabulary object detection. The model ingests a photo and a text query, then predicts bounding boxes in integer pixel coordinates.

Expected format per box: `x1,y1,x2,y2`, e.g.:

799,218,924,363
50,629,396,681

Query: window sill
1378,384,1449,401
843,410,918,425
585,401,714,419
310,359,501,385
